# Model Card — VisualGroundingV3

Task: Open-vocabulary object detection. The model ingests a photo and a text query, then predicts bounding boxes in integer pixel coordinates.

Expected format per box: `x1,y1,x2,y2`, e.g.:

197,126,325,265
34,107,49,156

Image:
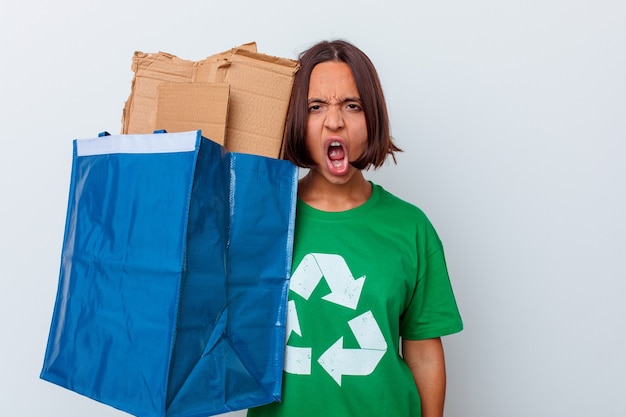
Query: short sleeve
400,226,463,340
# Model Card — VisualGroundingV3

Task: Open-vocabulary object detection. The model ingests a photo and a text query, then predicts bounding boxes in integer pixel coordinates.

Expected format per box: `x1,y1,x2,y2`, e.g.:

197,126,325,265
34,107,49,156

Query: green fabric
248,183,462,417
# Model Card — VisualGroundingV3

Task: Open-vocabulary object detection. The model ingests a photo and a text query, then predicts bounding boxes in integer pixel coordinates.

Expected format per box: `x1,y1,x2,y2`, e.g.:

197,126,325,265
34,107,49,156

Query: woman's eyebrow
307,96,362,104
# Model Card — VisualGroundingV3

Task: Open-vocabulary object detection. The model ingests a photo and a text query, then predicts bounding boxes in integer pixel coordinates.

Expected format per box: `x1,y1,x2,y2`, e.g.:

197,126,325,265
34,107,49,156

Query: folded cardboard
122,42,300,158
121,43,256,138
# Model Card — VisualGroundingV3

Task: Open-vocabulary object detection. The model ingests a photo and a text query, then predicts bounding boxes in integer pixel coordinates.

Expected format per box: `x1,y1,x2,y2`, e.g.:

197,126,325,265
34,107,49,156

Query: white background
1,0,624,416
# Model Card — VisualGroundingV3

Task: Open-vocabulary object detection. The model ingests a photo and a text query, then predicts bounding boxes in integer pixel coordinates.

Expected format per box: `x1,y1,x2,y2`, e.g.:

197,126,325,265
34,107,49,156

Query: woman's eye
309,104,322,112
346,103,362,111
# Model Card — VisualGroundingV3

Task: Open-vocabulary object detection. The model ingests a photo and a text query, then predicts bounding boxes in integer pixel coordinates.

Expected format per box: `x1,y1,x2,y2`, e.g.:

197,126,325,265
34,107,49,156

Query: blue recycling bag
41,130,298,417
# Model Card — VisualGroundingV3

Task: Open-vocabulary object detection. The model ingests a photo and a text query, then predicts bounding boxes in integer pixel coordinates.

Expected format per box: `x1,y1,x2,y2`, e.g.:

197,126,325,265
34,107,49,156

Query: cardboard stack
122,42,299,158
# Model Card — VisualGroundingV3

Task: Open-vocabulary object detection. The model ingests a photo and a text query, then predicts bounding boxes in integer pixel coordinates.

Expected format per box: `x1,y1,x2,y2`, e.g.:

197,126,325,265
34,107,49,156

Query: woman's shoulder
372,183,444,247
372,183,429,219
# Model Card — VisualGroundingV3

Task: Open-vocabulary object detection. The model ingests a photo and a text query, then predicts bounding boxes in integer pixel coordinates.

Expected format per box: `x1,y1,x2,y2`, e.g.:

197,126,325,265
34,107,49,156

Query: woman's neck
298,170,372,212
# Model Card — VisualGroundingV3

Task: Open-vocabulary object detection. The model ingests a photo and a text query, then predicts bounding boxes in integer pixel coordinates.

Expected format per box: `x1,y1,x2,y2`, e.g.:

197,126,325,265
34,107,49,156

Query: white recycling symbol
284,253,388,386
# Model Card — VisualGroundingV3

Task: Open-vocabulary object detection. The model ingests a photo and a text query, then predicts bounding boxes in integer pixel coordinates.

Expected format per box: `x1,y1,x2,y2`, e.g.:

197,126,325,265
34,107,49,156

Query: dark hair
283,39,402,169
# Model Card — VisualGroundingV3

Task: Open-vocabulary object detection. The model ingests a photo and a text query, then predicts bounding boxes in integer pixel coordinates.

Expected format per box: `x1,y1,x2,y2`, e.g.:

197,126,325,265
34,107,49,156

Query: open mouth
326,140,349,175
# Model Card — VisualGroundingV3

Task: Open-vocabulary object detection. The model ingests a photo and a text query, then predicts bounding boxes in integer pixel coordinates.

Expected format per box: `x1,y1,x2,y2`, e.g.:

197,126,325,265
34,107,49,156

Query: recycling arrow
284,253,387,384
284,300,313,375
289,253,366,310
286,300,301,338
317,310,387,386
284,345,312,375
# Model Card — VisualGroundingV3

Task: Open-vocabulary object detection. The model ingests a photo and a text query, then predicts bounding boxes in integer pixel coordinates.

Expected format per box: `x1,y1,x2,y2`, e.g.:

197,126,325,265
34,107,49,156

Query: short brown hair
283,40,402,169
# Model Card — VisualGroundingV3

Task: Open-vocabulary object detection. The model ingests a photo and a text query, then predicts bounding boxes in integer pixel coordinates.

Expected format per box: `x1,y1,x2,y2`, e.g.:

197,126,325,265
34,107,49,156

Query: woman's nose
324,105,344,130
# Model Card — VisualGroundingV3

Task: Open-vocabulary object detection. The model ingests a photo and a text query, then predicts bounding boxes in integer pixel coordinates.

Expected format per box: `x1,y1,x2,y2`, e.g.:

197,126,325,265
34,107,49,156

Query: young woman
248,39,463,417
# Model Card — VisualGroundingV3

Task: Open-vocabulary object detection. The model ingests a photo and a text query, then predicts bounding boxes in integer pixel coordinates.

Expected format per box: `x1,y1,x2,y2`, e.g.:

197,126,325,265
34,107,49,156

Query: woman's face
305,61,368,185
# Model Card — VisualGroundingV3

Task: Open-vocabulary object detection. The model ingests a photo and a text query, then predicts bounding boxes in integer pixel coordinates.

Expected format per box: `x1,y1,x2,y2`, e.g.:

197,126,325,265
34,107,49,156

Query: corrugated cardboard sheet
155,83,230,146
122,42,299,158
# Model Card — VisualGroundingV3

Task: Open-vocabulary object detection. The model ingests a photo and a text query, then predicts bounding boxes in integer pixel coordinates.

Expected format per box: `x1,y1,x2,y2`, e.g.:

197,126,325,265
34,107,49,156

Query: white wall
1,0,624,416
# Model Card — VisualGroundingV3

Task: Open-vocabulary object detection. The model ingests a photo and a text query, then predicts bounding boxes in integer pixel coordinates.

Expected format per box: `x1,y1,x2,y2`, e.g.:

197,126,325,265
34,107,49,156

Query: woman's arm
402,337,447,417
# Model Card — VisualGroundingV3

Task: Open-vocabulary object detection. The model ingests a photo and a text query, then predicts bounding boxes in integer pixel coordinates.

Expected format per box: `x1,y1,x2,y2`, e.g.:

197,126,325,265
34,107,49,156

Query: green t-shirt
248,183,462,417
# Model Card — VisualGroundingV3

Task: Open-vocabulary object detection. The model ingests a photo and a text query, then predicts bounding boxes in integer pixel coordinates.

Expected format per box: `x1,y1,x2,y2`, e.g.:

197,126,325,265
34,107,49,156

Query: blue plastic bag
41,130,298,417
